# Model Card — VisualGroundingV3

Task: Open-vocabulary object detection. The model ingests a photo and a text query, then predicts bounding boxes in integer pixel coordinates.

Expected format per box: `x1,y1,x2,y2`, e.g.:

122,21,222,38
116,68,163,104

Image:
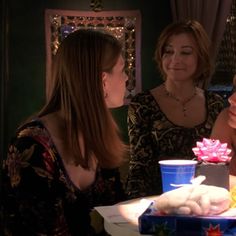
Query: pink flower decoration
192,138,232,163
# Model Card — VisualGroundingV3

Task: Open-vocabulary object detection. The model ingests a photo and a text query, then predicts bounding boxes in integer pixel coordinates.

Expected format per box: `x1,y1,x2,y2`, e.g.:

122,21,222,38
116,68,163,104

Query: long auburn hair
154,20,212,84
38,29,126,169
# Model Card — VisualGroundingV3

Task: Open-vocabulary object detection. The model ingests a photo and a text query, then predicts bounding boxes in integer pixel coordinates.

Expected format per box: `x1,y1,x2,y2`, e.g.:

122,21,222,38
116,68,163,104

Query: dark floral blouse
125,90,225,199
1,119,125,236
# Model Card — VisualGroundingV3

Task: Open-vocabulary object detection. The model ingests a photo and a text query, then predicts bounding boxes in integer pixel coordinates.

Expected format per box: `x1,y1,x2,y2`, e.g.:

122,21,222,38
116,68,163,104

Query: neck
164,82,196,101
41,111,67,140
163,83,197,104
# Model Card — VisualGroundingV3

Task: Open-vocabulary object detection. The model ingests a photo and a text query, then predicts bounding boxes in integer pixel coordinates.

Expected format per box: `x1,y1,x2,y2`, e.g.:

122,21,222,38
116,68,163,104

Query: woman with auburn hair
126,20,224,199
2,29,128,235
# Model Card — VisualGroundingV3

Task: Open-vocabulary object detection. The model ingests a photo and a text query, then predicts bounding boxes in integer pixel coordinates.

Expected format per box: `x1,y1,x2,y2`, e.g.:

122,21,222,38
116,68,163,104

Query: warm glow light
117,198,154,225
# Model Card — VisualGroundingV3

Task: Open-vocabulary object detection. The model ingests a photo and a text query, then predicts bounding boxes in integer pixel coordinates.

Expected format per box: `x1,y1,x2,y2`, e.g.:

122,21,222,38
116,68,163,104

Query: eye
181,51,192,55
163,49,173,55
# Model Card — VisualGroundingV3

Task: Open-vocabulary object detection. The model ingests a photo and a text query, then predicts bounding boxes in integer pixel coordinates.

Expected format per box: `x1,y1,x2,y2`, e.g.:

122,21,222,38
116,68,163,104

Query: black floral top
1,119,125,236
125,90,224,199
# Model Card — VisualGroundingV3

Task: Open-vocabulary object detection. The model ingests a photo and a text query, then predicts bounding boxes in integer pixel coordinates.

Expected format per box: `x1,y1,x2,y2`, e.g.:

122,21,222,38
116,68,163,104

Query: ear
102,72,108,90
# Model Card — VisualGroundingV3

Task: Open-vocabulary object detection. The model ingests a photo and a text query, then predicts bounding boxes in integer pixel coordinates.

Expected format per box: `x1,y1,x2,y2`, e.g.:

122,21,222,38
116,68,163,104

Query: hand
153,184,231,216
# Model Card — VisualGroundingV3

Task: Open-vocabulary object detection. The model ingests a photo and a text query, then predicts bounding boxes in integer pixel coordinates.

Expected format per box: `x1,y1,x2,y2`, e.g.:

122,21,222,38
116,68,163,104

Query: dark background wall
2,0,172,160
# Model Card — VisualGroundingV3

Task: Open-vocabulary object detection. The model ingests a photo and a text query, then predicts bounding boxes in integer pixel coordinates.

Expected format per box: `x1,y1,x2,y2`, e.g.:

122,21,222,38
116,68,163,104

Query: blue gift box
138,203,236,235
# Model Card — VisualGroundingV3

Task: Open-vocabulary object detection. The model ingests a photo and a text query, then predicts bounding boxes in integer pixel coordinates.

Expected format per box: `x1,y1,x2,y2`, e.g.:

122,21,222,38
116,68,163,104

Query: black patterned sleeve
125,94,159,199
1,134,70,236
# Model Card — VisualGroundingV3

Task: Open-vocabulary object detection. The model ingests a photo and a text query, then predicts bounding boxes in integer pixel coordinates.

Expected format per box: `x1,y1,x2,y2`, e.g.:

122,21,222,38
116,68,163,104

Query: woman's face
162,33,198,82
103,55,128,108
228,77,236,128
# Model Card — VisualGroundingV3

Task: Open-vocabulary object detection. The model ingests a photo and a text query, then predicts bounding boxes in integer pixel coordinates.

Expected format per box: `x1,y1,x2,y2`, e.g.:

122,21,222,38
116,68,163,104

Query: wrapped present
192,138,231,190
138,203,236,235
138,178,236,235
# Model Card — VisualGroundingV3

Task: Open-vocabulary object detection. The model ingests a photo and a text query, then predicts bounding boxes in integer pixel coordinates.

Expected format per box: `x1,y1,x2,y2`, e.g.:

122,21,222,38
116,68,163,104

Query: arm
2,135,69,235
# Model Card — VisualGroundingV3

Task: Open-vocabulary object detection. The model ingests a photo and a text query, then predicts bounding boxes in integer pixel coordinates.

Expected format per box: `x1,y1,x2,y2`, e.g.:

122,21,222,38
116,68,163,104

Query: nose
124,72,128,82
171,52,181,63
228,92,236,105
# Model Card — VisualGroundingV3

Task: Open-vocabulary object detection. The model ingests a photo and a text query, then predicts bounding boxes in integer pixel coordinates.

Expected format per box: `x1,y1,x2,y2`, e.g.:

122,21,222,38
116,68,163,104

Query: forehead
166,33,197,48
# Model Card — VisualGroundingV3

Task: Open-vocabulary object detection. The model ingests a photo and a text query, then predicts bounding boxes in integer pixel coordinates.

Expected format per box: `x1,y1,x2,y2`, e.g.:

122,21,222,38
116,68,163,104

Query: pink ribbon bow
192,138,231,163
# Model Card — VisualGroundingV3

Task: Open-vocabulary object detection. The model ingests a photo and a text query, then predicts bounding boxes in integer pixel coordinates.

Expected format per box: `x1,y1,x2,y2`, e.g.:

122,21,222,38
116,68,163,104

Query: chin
107,100,124,109
115,101,125,108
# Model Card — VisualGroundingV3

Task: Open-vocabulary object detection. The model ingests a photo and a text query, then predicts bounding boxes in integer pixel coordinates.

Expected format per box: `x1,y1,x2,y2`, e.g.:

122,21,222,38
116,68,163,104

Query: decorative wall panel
45,9,141,104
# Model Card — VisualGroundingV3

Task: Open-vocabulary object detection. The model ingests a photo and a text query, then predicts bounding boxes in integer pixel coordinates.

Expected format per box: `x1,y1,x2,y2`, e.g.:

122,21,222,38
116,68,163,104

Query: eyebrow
165,44,193,49
181,46,193,50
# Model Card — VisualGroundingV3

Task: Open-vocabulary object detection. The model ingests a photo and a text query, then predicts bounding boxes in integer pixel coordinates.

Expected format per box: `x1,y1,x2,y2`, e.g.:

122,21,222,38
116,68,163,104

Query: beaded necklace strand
163,84,197,117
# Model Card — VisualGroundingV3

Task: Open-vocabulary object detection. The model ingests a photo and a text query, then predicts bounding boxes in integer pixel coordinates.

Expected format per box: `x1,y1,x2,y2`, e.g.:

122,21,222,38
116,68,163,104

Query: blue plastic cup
159,160,197,192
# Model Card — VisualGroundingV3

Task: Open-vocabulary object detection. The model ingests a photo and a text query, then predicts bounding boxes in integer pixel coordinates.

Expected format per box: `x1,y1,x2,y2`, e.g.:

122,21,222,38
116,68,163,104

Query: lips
228,108,236,118
168,68,184,70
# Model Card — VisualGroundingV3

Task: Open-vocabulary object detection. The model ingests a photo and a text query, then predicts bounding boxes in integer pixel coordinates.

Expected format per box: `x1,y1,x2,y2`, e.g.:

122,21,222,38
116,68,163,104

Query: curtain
170,0,233,88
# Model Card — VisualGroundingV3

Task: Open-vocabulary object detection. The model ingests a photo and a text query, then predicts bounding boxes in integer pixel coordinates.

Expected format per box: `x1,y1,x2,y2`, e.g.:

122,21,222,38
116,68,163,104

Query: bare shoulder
211,107,233,142
150,84,165,97
196,87,204,96
150,84,167,104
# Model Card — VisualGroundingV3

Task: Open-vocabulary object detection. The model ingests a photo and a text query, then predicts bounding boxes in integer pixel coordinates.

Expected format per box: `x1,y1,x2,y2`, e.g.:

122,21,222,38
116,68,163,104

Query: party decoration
192,138,231,163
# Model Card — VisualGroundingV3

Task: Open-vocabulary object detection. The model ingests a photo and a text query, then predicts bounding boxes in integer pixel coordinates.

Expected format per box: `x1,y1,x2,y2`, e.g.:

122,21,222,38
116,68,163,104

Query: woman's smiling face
162,33,198,82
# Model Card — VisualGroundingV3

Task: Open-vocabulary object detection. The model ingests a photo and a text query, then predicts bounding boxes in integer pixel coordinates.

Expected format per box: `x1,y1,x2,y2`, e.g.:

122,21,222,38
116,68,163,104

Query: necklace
163,84,197,117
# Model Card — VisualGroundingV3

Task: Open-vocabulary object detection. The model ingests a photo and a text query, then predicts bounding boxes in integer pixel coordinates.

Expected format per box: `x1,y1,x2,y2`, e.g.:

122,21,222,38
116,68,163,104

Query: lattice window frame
45,9,141,104
214,0,236,86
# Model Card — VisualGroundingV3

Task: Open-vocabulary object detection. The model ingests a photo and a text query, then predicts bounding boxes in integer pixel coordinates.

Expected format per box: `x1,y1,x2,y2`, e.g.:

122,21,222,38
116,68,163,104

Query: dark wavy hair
154,20,212,84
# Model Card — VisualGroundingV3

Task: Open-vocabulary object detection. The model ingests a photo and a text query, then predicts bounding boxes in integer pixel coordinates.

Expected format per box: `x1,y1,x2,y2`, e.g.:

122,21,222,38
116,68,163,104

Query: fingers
153,185,231,216
175,206,191,215
184,200,202,215
198,194,210,215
